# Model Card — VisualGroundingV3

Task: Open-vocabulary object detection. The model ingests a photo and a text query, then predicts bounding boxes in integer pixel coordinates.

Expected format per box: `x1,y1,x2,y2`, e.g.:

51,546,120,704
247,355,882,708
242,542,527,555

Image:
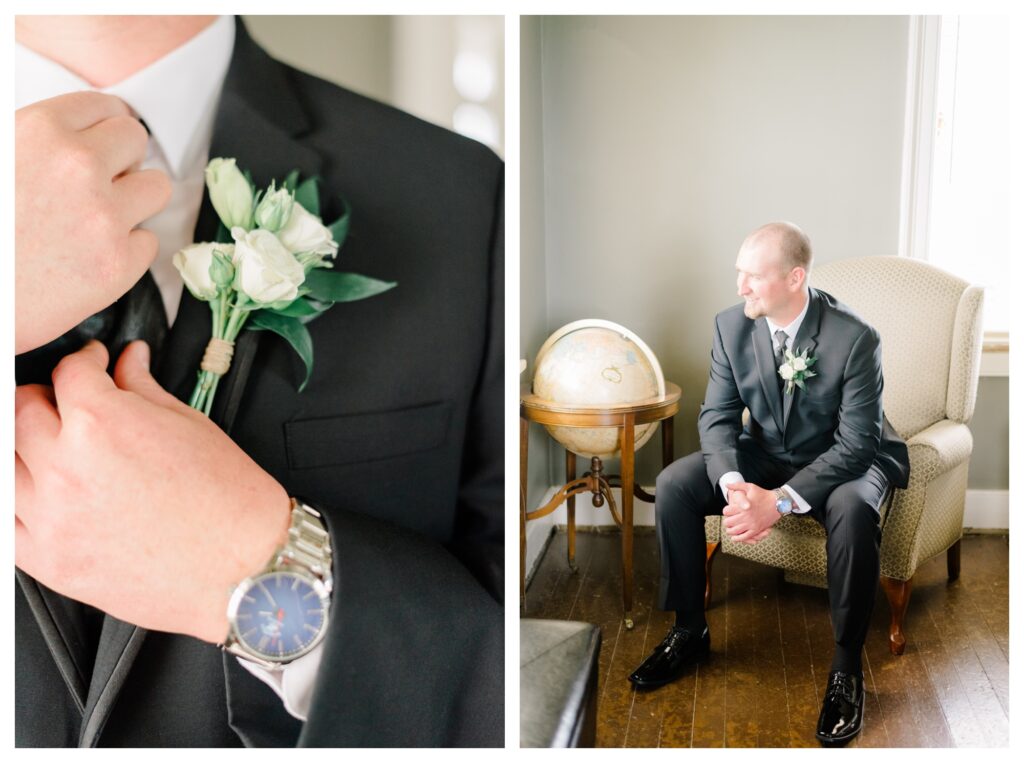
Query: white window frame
898,15,1007,377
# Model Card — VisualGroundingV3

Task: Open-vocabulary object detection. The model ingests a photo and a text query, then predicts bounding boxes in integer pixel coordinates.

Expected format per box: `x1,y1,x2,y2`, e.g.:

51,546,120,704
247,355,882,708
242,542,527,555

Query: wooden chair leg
947,539,961,581
880,575,913,656
704,542,720,610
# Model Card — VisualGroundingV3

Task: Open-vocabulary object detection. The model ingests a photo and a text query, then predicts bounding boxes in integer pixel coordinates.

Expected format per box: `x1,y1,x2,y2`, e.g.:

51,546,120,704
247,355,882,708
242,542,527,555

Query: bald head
740,221,813,276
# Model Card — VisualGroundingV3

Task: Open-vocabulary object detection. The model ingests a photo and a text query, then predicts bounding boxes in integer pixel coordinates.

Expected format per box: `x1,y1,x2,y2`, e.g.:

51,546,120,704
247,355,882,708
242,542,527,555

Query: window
900,15,1010,337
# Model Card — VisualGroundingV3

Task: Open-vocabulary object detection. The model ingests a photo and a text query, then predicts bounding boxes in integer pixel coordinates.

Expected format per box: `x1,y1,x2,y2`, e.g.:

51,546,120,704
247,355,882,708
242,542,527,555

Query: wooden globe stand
520,382,681,629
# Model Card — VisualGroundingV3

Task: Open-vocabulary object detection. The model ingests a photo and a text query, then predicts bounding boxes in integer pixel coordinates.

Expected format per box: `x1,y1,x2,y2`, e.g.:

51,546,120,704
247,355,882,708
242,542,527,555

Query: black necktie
15,270,169,386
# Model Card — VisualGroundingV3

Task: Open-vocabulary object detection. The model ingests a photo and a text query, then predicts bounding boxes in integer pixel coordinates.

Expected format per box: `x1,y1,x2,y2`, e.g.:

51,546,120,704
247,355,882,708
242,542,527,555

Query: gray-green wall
521,16,552,511
521,15,1007,495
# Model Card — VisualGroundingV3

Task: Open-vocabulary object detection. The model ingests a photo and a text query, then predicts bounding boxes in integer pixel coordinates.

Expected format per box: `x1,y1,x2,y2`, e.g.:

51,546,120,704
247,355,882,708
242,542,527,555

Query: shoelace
825,672,857,701
661,628,690,654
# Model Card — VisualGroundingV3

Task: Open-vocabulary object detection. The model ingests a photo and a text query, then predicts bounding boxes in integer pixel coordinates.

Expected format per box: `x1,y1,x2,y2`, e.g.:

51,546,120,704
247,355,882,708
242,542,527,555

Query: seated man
628,222,909,746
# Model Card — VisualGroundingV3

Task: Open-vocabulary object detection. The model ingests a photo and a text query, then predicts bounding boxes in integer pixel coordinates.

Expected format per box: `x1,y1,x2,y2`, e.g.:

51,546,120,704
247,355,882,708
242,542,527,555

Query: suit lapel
82,17,323,744
751,318,784,432
16,571,90,716
782,290,822,433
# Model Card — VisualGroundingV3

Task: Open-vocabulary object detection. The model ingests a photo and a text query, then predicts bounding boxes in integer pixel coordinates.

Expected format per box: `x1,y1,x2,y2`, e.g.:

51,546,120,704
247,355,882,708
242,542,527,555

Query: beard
743,300,766,320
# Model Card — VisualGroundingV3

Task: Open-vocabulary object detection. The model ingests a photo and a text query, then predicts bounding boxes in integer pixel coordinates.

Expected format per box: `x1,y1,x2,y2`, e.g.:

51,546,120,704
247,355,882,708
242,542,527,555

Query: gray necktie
774,329,788,392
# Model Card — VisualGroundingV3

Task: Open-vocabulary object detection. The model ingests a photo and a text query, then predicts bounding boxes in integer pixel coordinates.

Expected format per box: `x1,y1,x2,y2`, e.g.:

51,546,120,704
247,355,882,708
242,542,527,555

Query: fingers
740,529,773,546
15,515,38,577
15,384,61,465
112,169,172,227
39,91,132,130
113,341,178,408
728,493,750,510
82,114,149,177
51,340,114,415
112,230,161,292
15,453,33,498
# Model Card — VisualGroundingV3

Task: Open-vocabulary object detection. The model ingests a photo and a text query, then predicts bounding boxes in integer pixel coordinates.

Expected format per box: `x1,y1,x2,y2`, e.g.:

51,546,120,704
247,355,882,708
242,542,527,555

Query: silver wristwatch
222,498,333,669
774,488,794,514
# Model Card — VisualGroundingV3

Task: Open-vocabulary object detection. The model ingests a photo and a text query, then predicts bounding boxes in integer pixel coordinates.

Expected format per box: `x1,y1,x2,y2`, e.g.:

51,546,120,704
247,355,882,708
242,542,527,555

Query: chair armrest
905,419,973,474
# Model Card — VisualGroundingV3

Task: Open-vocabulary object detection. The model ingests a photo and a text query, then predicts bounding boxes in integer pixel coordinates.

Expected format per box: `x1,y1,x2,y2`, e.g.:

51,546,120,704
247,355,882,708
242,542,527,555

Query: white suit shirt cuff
719,471,745,501
781,484,812,514
236,640,324,721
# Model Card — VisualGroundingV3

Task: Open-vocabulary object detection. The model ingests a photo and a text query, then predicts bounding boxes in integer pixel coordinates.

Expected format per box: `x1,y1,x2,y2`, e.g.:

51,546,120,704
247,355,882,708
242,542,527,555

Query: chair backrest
812,256,984,439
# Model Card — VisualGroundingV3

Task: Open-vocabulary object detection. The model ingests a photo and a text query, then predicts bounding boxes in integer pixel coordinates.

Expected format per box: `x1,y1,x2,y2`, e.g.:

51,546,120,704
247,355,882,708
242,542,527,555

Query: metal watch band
274,498,334,593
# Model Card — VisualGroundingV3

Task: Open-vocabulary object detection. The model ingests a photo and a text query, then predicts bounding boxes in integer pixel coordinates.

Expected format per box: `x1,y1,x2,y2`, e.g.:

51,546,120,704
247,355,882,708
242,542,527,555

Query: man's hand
15,92,172,354
722,481,781,545
15,341,291,643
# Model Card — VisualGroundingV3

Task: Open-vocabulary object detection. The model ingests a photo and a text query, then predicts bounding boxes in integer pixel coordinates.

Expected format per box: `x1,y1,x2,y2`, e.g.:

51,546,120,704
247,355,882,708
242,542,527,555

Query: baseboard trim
963,489,1009,531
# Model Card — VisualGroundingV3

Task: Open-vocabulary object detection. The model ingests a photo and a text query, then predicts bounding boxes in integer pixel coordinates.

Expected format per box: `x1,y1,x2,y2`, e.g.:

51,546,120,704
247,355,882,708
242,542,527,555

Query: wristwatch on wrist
222,498,333,670
774,488,794,515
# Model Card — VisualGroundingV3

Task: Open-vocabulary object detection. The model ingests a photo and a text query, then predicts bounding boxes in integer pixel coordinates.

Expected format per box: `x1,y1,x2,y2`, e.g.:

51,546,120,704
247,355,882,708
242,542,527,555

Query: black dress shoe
628,626,709,688
815,671,864,746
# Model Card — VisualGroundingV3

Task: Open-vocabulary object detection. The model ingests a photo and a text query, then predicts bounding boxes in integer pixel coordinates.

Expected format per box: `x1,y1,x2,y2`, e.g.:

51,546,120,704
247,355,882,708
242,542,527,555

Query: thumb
113,341,175,407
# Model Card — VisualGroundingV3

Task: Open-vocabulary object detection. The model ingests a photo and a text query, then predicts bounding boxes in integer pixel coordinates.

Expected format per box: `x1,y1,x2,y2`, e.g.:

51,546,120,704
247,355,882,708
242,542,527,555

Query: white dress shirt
719,291,813,514
16,15,321,721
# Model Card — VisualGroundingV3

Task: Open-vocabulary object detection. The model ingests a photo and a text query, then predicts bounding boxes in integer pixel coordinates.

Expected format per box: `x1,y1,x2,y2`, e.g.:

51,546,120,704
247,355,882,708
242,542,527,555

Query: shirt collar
766,289,811,343
15,15,235,179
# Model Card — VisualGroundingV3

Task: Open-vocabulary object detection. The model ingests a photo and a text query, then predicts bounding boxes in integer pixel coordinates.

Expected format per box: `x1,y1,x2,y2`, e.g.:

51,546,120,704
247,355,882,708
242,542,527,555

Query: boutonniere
173,157,396,415
779,347,818,395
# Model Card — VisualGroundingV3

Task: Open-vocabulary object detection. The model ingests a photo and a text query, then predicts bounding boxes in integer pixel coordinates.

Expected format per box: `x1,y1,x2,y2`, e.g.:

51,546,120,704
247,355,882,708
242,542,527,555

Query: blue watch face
233,572,328,660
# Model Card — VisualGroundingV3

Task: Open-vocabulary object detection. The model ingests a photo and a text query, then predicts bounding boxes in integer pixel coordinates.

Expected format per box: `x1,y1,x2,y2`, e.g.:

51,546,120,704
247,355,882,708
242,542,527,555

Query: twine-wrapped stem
201,337,235,375
188,296,251,415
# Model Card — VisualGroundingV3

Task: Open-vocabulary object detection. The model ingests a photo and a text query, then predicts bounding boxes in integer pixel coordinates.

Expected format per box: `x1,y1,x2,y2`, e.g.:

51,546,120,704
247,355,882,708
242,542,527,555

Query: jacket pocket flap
285,401,452,469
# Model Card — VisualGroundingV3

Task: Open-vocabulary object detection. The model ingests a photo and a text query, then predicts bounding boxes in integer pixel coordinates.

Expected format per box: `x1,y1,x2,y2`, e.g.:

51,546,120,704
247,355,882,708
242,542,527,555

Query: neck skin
770,287,809,328
15,15,217,88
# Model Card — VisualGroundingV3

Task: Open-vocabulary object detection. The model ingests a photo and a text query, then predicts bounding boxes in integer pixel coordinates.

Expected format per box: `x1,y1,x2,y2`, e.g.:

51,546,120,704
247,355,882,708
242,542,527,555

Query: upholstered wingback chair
705,256,984,655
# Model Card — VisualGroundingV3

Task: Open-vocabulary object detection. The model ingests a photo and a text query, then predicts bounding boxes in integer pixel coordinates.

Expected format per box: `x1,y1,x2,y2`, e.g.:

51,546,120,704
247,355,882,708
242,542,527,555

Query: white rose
791,356,807,372
231,228,305,304
277,203,339,259
205,158,254,230
172,243,233,302
779,364,795,381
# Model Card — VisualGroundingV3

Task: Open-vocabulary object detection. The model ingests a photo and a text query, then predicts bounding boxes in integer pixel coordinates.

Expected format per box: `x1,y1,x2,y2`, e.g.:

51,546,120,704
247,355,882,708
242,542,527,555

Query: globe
533,319,666,459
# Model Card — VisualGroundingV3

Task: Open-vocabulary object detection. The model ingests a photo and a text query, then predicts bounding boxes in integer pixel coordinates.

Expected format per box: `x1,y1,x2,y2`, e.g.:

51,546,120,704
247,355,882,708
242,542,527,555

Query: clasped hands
15,340,291,644
722,481,782,545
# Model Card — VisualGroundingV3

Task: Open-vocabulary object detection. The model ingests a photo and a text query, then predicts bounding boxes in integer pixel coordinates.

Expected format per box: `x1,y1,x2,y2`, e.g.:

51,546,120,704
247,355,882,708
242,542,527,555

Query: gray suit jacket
698,287,910,508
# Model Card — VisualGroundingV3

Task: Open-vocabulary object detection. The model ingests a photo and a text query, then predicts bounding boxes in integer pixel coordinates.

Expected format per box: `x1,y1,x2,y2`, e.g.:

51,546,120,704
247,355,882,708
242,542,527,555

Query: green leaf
282,169,300,194
295,176,321,217
303,270,396,303
267,298,331,318
328,199,351,249
794,379,806,390
248,311,314,392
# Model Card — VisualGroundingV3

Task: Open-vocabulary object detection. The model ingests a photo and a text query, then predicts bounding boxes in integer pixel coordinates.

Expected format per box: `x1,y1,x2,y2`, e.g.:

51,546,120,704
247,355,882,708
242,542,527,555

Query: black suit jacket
698,287,909,508
16,19,503,747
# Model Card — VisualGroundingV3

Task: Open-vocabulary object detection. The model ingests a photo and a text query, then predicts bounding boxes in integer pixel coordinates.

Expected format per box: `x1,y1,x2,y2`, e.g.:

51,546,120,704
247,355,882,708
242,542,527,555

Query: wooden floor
523,529,1009,748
